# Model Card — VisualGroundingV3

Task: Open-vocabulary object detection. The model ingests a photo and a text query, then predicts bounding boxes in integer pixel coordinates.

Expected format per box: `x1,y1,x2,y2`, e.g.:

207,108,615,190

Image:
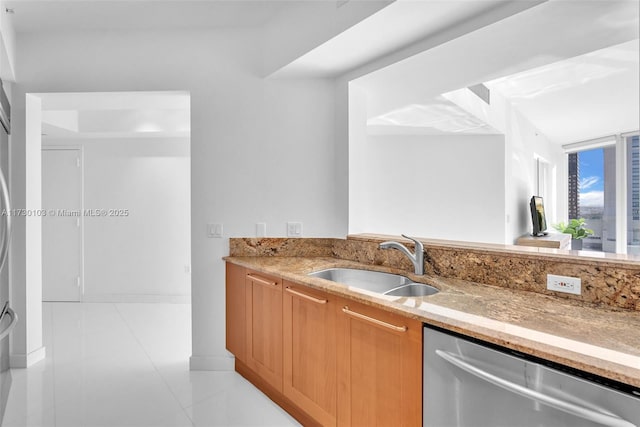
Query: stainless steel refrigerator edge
0,78,16,425
423,326,640,427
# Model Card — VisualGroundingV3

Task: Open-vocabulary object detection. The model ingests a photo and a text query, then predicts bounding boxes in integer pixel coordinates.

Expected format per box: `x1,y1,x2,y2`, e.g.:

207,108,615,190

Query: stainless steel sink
307,267,438,297
384,283,439,297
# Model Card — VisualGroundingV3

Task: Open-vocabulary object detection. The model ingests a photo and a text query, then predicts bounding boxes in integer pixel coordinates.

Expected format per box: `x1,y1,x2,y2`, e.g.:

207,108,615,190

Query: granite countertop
225,255,640,388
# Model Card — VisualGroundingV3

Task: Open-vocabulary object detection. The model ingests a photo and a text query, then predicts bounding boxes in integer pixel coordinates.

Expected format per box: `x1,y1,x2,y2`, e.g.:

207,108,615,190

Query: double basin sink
307,267,438,297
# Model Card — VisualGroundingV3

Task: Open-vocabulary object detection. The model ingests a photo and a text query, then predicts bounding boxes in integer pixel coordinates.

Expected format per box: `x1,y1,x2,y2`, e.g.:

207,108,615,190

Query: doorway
42,147,83,302
39,91,191,303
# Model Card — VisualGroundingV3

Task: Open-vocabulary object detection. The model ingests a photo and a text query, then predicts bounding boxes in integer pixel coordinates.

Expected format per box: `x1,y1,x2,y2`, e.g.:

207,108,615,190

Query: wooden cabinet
225,262,246,361
245,270,283,393
283,281,337,426
336,298,422,427
225,262,423,427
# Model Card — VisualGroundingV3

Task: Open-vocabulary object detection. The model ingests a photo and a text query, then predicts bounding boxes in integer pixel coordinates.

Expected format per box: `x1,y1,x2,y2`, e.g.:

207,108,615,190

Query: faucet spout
379,234,424,275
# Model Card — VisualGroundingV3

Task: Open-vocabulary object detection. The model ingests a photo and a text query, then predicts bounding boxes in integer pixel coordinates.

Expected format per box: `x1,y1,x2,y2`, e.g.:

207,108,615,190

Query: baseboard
189,354,234,371
10,346,46,368
81,294,190,304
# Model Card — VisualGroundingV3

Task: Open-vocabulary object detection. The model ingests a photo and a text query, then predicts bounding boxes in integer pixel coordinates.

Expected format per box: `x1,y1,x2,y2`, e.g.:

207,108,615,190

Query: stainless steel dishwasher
424,326,640,427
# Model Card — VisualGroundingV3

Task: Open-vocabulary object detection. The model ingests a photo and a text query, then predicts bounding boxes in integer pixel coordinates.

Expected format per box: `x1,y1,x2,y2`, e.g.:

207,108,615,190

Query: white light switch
207,223,223,238
287,222,303,237
256,223,267,237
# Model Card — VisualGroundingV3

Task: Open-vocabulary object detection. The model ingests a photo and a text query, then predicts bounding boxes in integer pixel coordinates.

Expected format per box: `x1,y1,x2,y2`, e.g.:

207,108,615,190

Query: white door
42,148,82,302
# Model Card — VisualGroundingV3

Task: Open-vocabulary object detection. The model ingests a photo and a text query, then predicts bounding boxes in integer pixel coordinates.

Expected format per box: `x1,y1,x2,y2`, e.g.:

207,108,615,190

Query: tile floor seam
181,387,223,411
180,392,212,413
112,303,196,426
5,302,299,427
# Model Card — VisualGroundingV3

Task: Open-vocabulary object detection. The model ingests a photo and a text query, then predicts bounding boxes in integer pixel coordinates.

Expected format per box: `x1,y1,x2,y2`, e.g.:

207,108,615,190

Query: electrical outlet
547,274,581,295
256,223,267,237
287,222,303,237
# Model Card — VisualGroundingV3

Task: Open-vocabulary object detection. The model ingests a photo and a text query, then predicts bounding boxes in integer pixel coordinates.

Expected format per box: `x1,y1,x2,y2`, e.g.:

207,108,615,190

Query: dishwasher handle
436,350,637,427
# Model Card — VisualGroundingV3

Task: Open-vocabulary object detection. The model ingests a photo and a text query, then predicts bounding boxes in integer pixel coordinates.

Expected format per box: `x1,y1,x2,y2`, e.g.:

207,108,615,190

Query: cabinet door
336,298,422,427
225,262,246,361
245,270,283,393
283,281,337,426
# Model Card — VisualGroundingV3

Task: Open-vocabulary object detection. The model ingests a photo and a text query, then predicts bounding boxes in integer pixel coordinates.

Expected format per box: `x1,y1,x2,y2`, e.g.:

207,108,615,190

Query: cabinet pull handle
342,306,407,332
285,287,327,304
247,274,277,287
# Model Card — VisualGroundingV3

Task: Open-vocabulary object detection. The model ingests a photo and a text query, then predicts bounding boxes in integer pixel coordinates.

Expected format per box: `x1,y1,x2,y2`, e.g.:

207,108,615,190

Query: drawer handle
285,287,327,304
342,306,407,332
247,274,277,287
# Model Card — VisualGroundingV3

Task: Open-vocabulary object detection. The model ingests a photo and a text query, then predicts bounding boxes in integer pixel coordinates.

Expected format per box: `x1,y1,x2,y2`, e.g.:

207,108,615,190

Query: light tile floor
2,303,300,427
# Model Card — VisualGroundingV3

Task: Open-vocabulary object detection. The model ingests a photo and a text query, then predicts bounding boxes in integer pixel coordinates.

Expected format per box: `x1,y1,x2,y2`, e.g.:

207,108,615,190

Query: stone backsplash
229,237,334,257
229,235,640,311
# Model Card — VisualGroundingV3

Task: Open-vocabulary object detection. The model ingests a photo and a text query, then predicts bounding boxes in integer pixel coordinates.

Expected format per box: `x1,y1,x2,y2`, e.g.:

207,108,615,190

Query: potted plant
553,218,594,250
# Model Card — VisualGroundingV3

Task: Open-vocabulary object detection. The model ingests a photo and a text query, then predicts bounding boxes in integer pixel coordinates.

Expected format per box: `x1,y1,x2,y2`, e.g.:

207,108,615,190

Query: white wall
11,28,346,370
349,86,506,244
504,101,566,242
359,134,505,244
43,137,191,302
9,94,44,367
443,86,565,242
350,66,567,246
341,0,637,246
347,83,369,238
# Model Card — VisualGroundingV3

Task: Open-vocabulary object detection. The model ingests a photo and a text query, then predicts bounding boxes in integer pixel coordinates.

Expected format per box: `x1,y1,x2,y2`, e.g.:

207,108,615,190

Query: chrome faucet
379,234,424,275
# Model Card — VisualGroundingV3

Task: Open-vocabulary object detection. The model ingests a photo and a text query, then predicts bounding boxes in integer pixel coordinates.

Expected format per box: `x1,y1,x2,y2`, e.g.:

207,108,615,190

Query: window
565,137,617,252
567,146,616,252
565,132,640,254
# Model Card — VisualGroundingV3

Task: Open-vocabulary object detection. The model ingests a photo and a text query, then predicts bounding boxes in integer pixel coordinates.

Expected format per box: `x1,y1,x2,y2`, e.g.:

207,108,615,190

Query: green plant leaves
551,218,594,240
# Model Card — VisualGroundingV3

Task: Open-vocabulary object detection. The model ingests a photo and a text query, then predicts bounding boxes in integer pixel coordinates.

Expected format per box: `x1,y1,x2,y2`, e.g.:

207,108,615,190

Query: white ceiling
15,0,529,139
4,0,289,33
367,96,501,135
11,0,639,145
357,0,640,144
273,0,535,77
485,39,639,144
39,91,190,139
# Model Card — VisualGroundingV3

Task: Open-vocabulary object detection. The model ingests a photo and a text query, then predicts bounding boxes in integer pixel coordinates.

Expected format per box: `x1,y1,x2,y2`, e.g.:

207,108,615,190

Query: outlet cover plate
287,222,303,237
207,223,223,238
547,274,581,295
